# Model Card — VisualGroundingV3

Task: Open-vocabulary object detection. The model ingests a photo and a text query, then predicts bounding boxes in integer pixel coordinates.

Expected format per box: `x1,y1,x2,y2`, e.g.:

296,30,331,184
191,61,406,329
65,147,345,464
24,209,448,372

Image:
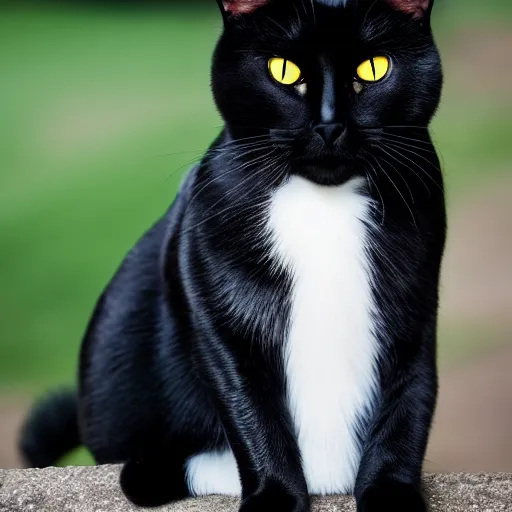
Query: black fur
20,1,445,511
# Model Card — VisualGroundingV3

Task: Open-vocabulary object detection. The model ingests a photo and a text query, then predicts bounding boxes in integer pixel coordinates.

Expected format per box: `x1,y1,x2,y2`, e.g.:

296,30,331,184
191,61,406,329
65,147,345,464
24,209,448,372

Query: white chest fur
185,176,380,497
268,176,379,494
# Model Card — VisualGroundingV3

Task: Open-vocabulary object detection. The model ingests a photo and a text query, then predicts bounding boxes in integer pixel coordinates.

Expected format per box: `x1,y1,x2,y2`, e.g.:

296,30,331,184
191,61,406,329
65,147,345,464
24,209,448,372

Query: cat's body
20,2,446,511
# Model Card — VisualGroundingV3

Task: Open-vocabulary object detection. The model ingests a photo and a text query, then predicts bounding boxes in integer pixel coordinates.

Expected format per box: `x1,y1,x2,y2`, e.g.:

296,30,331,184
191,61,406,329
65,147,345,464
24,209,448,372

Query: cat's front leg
194,326,309,512
354,323,437,512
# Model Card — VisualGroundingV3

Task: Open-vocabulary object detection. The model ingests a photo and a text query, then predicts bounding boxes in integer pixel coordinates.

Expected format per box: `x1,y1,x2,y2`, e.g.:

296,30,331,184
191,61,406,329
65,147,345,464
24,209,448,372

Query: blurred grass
0,7,221,389
0,2,511,466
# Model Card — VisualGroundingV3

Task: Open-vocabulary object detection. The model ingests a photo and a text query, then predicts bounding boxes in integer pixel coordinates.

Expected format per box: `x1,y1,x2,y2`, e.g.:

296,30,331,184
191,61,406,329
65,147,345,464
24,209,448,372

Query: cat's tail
19,389,80,468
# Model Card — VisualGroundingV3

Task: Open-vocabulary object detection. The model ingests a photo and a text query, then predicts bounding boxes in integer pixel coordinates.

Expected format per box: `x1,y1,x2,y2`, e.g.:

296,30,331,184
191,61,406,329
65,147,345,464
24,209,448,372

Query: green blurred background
0,1,511,470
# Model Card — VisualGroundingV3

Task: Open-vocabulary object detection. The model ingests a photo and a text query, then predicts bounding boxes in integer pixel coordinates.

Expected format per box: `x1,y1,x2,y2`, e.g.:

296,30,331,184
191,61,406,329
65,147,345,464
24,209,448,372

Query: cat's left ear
385,0,434,19
216,0,270,17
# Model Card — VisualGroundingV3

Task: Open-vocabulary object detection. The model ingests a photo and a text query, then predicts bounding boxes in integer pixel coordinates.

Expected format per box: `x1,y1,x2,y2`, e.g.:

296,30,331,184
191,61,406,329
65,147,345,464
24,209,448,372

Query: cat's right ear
216,0,270,20
385,0,434,19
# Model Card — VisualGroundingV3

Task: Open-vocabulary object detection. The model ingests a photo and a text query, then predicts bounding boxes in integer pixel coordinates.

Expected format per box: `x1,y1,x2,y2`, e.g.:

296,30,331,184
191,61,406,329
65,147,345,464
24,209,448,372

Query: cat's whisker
204,151,264,176
163,156,205,185
376,154,416,206
307,0,316,24
361,0,380,32
209,137,295,157
292,4,303,27
214,134,272,149
363,156,386,226
380,142,444,193
382,143,443,194
375,144,431,196
218,133,285,147
207,141,294,166
381,144,443,195
381,125,430,131
230,125,304,134
379,132,434,147
379,136,437,155
383,141,442,173
206,140,276,158
207,142,267,156
196,147,284,203
157,149,205,159
186,148,278,211
219,139,292,154
361,125,429,132
369,153,418,232
213,151,286,201
206,137,288,158
182,153,289,236
160,136,276,165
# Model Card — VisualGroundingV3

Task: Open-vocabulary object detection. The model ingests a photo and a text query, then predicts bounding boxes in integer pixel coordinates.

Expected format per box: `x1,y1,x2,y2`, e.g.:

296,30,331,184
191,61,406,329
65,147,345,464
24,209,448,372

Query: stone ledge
0,466,511,511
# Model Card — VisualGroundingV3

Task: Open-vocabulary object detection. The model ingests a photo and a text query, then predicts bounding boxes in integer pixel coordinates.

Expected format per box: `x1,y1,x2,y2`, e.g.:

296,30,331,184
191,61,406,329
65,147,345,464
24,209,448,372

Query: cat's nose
314,123,346,147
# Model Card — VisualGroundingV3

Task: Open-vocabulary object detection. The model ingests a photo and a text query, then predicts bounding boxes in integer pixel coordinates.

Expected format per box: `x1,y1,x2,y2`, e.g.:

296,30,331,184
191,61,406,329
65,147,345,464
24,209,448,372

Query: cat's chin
294,160,357,186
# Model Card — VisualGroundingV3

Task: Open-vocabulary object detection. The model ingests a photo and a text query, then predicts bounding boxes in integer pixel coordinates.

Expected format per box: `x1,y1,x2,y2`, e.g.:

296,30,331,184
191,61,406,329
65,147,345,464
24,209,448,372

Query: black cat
20,1,446,511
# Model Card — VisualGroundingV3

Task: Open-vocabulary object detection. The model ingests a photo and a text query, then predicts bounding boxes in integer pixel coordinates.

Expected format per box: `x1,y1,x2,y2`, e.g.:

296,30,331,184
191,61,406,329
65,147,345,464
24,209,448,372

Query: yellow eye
356,56,390,82
268,58,302,86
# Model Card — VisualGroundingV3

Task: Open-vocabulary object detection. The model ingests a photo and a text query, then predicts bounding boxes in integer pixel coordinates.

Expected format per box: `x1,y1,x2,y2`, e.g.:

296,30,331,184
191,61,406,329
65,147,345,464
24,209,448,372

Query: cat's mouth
301,154,344,168
295,155,357,185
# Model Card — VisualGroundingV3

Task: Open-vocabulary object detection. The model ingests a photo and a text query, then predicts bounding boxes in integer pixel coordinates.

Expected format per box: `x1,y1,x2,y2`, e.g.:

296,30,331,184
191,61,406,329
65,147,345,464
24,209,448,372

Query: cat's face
212,0,442,185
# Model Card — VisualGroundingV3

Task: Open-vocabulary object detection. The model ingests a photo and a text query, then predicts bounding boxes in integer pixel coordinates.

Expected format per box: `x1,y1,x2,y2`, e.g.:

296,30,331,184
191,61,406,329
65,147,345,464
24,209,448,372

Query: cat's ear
216,0,270,17
385,0,434,19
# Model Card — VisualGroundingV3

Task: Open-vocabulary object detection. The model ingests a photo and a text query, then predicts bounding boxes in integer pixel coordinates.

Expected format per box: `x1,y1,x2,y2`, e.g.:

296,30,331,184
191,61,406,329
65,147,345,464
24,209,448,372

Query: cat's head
211,0,442,185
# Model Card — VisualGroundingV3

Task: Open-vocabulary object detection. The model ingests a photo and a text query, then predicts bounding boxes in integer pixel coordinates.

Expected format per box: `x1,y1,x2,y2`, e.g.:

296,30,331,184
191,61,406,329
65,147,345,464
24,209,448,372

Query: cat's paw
358,482,427,512
239,481,309,512
120,457,188,507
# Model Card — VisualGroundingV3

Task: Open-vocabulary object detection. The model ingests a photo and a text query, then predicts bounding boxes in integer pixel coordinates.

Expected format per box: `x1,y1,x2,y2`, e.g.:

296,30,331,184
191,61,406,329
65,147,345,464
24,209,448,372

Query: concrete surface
0,466,511,511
